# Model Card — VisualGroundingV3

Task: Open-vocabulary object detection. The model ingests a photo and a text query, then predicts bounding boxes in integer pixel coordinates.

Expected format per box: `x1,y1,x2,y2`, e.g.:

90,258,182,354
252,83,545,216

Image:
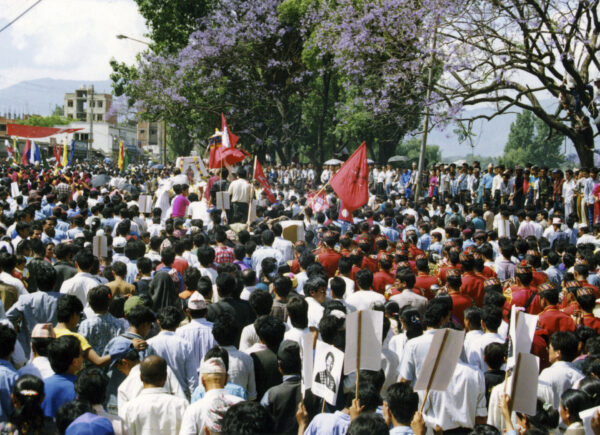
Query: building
53,121,139,159
137,120,161,156
64,86,116,124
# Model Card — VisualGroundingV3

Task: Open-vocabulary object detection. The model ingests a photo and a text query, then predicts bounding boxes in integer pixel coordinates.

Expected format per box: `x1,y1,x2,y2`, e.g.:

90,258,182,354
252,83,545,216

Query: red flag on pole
209,114,249,169
21,140,31,166
307,190,330,213
338,201,354,223
254,159,276,203
330,142,369,212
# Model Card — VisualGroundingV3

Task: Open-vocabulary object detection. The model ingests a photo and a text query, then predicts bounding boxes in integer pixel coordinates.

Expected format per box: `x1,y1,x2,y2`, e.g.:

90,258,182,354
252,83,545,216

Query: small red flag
338,201,354,223
21,140,31,166
329,142,369,212
307,190,329,213
254,159,276,203
221,113,239,148
209,114,248,169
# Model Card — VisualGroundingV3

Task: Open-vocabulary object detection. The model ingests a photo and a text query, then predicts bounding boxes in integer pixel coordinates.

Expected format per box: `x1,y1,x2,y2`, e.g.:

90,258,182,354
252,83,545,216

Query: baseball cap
113,236,127,249
188,292,207,311
65,413,114,435
200,357,227,375
123,296,144,316
31,323,55,339
108,340,137,368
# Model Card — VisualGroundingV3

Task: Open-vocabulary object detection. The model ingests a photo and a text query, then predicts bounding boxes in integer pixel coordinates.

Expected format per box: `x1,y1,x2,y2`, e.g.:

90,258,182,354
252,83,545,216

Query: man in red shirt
538,284,576,336
525,250,548,287
414,255,439,300
437,247,461,284
574,262,600,299
460,252,485,307
358,242,378,274
372,255,395,295
577,287,600,334
446,269,473,325
503,265,542,316
316,233,342,278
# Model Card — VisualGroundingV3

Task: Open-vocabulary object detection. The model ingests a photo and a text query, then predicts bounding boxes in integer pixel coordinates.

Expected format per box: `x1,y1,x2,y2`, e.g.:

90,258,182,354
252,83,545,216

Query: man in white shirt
251,230,284,278
228,168,253,223
175,293,216,373
272,223,293,262
538,331,584,409
563,169,576,219
345,269,385,312
148,307,198,397
180,357,243,435
122,355,189,435
212,312,257,400
0,254,27,296
466,306,505,372
59,250,99,307
304,278,327,329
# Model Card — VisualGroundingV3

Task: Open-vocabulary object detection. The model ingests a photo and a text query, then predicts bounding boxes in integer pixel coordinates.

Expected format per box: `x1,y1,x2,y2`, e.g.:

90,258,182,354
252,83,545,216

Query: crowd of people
1,156,600,434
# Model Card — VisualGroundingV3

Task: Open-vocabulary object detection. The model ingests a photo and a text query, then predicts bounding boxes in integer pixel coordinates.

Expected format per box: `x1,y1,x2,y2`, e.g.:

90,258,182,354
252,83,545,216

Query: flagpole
246,156,257,229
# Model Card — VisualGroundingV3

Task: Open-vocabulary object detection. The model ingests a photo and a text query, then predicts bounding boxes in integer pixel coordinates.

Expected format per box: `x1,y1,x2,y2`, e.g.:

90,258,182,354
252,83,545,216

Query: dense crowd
1,158,600,434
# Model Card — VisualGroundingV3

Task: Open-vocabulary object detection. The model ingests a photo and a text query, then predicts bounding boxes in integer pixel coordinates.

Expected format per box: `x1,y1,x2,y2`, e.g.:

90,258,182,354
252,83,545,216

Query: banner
254,159,276,203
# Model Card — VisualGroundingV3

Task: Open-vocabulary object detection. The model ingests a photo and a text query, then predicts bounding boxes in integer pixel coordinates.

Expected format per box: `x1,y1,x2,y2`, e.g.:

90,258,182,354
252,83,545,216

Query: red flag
330,142,369,212
21,140,31,166
307,190,329,213
338,201,354,223
208,115,249,169
254,159,276,203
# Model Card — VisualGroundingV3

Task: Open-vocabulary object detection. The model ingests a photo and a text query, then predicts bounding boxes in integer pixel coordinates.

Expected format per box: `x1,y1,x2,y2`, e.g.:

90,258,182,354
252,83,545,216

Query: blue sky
0,0,147,89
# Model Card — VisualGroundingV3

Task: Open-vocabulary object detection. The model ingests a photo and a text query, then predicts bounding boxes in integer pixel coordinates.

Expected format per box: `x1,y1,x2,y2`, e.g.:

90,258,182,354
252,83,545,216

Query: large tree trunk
573,139,594,166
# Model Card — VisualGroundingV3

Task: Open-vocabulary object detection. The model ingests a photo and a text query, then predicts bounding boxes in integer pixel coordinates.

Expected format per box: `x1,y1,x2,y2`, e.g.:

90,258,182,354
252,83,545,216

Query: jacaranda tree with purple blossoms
321,0,600,163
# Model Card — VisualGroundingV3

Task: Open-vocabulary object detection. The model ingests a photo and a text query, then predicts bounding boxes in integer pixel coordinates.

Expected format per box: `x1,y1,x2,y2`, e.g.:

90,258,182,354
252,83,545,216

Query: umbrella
388,155,409,163
118,183,139,194
91,174,111,188
453,159,467,166
324,158,343,165
367,159,375,165
104,158,112,164
151,163,164,169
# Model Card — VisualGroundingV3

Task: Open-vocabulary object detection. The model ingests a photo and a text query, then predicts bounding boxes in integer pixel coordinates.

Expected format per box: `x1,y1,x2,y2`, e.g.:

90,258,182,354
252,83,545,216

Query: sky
0,0,148,90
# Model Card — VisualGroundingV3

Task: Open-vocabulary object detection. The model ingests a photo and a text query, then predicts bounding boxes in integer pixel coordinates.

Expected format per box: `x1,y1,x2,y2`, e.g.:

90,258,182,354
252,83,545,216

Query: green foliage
396,137,441,165
17,115,70,127
134,0,212,54
502,111,565,168
51,105,64,117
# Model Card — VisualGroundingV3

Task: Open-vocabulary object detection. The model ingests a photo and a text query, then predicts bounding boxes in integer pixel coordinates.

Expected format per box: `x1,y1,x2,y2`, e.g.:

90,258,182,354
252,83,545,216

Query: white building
52,121,138,157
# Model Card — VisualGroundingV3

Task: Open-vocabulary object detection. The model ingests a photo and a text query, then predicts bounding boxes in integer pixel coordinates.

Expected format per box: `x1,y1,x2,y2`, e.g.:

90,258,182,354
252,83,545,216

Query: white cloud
0,0,148,88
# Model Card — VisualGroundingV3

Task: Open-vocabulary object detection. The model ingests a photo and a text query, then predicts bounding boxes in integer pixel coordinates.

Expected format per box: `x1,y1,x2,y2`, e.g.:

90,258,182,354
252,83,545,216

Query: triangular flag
21,140,30,166
254,158,276,203
330,142,369,212
221,113,239,148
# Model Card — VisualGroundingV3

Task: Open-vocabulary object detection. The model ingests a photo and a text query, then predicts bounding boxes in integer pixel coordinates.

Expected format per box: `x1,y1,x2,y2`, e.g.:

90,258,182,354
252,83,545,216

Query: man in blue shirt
42,335,82,418
0,324,18,422
481,164,494,201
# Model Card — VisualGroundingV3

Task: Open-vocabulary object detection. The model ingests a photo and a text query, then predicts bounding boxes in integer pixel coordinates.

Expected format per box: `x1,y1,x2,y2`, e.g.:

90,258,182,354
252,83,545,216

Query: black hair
249,290,274,316
355,268,373,290
55,400,92,434
579,377,600,407
157,306,184,330
319,315,344,347
481,306,502,331
273,276,292,298
330,276,346,299
35,261,57,292
48,335,81,374
386,382,419,425
221,401,274,435
400,307,423,340
87,285,112,313
561,389,590,422
0,324,16,360
212,312,240,346
255,315,285,351
346,413,388,435
74,367,108,405
57,295,84,323
9,375,46,431
550,331,579,362
287,296,308,329
423,299,450,328
73,249,94,271
484,342,506,370
216,272,236,298
465,307,482,330
127,305,156,327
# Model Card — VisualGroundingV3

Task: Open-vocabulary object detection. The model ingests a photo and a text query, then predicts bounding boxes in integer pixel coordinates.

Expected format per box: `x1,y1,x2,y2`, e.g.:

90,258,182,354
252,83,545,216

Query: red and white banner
254,158,276,203
307,190,329,213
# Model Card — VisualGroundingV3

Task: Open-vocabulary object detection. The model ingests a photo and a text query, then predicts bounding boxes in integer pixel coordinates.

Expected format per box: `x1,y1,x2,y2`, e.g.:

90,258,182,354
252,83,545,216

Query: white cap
188,292,207,311
200,357,227,375
552,217,562,225
113,236,127,249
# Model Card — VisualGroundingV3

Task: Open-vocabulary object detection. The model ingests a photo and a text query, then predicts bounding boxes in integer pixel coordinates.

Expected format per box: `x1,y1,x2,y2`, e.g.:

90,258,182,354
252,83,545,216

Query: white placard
247,199,258,224
344,309,383,375
580,405,600,435
92,235,107,258
299,331,314,396
508,306,538,368
10,182,19,198
216,191,230,210
414,328,465,392
138,195,153,214
312,340,344,405
507,352,539,416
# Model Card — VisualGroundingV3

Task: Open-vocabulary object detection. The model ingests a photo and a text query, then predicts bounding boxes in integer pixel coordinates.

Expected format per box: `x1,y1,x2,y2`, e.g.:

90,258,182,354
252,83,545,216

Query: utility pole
161,119,167,165
88,85,94,160
414,30,437,202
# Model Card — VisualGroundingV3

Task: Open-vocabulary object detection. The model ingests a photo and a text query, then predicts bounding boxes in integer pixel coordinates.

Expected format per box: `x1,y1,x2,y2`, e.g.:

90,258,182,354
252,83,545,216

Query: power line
0,0,43,35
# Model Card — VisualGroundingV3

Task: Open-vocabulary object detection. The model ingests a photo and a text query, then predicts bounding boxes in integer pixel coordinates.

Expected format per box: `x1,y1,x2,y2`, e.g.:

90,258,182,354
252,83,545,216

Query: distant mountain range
0,78,584,158
0,78,112,117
